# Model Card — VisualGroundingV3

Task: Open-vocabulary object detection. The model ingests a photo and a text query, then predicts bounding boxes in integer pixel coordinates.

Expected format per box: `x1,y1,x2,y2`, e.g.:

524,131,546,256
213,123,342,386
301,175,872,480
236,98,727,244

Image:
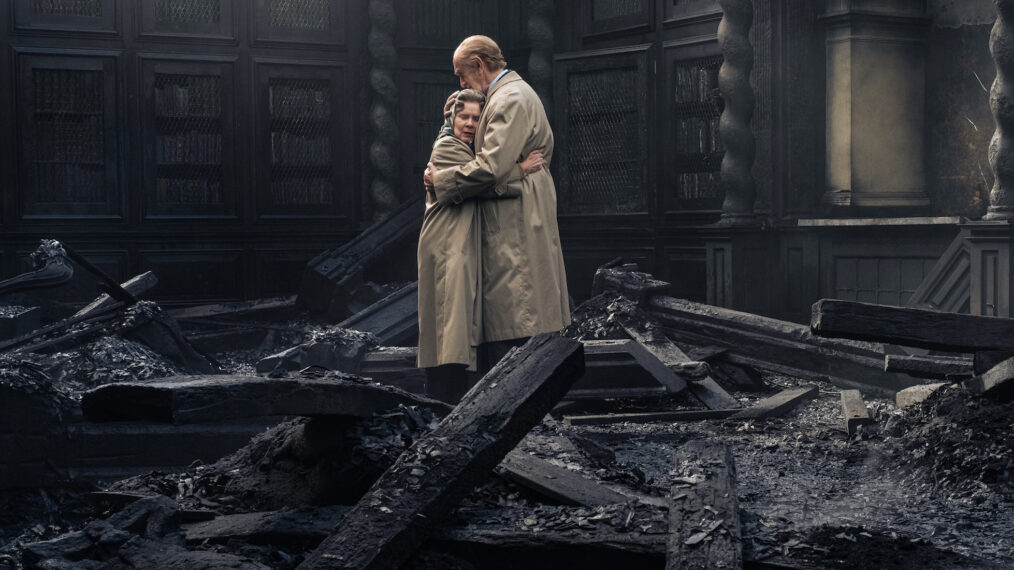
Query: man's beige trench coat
417,135,522,370
432,71,571,342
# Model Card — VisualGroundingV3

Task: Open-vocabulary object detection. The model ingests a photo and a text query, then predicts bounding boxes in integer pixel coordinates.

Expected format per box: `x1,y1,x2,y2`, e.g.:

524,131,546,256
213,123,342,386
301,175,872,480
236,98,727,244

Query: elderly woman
417,89,542,403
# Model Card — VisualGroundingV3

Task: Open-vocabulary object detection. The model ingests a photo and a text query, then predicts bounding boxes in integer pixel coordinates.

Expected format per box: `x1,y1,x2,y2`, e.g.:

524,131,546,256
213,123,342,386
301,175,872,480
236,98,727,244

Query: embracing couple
417,35,571,403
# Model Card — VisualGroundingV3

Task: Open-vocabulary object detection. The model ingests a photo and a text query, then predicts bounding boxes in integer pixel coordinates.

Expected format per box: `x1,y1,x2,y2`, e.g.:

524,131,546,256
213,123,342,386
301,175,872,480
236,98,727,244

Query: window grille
153,73,224,206
268,0,329,31
29,0,102,17
268,78,334,206
153,0,220,24
673,55,724,208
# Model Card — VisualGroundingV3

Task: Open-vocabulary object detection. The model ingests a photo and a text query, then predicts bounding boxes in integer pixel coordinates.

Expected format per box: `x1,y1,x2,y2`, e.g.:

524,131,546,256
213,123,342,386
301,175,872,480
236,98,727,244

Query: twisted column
716,0,757,226
986,0,1014,220
367,0,399,219
527,0,554,120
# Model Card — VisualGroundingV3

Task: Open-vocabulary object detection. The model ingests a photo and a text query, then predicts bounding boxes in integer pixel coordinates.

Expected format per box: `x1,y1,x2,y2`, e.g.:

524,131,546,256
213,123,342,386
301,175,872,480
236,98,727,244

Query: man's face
453,55,487,92
453,101,481,143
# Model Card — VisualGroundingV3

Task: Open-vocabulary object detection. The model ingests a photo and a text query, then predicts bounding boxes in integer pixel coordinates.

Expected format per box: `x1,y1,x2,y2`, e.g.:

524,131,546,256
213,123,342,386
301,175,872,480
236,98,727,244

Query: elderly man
424,34,570,372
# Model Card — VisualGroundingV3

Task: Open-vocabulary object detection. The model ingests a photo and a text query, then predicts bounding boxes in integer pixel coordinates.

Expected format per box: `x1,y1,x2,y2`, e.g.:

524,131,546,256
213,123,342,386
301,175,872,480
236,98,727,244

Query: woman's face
453,101,481,144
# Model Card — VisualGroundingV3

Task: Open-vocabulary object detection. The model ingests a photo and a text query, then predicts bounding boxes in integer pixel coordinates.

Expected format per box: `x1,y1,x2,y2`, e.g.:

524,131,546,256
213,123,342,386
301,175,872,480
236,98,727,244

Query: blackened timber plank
668,441,742,570
649,296,915,394
963,356,1014,401
168,295,297,321
839,389,874,436
884,353,974,379
297,333,584,570
564,409,739,426
497,449,631,507
727,387,819,420
811,298,1014,352
81,374,452,423
619,322,689,393
686,377,741,411
73,271,158,319
338,282,418,346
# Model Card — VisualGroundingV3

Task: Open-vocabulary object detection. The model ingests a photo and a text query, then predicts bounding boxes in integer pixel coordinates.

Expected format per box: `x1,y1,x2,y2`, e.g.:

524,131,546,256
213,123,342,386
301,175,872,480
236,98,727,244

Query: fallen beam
81,374,452,423
727,386,819,420
884,353,974,379
498,449,631,507
686,377,740,411
297,197,424,318
839,389,873,437
649,296,916,395
811,298,1014,352
895,383,946,408
0,305,40,341
564,409,738,426
168,295,297,321
964,356,1014,401
338,281,418,346
0,239,74,295
73,271,158,319
668,441,742,570
297,333,584,569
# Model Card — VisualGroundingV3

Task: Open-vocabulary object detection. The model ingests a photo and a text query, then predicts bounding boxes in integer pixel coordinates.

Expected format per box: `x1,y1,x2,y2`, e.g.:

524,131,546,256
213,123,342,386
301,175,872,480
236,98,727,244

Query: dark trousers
479,337,530,376
424,337,531,405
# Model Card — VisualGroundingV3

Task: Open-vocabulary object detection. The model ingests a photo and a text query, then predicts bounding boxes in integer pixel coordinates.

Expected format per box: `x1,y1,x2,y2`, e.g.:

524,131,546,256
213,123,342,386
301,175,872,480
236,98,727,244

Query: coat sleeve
432,90,530,205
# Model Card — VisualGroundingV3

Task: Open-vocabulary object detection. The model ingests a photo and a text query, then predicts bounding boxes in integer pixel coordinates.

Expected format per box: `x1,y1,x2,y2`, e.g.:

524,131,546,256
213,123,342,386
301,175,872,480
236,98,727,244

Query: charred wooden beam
0,239,74,296
121,304,218,373
895,383,946,408
839,389,873,437
884,353,974,379
667,440,742,569
72,271,158,319
592,265,671,305
0,301,125,353
964,356,1014,401
727,387,819,420
82,374,452,423
169,295,297,321
0,305,40,342
338,281,418,346
649,295,915,396
812,298,1014,352
297,333,584,570
297,197,424,318
974,350,1014,374
497,449,631,507
564,409,739,427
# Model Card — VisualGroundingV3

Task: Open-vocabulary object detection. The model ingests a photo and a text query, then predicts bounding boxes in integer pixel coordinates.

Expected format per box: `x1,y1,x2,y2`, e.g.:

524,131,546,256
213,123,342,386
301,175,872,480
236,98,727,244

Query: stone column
986,0,1014,220
367,0,399,219
716,0,757,226
821,0,930,209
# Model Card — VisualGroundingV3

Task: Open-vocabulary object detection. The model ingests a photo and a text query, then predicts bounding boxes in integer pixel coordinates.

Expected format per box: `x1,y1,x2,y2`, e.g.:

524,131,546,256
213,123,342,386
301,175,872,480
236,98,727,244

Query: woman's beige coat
432,71,571,342
417,135,522,370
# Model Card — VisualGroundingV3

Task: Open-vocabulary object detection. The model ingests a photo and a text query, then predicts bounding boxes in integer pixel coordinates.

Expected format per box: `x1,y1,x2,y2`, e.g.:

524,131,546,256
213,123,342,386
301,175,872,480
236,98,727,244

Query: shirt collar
488,69,510,92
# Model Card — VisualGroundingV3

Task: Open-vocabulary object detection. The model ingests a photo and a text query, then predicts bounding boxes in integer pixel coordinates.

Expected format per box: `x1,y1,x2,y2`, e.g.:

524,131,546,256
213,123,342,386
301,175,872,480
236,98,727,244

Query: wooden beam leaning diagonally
964,355,1014,402
726,386,819,420
668,440,742,570
73,271,158,319
497,449,631,507
297,333,585,570
811,298,1014,352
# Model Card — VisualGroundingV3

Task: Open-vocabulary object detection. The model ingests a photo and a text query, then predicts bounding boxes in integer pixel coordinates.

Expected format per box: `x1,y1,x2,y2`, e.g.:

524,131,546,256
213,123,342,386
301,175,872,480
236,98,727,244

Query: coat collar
486,70,520,99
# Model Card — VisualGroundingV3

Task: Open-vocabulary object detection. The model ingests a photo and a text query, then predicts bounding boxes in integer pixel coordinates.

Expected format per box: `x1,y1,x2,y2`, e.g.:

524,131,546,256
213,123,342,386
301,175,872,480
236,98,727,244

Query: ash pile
1,230,1013,569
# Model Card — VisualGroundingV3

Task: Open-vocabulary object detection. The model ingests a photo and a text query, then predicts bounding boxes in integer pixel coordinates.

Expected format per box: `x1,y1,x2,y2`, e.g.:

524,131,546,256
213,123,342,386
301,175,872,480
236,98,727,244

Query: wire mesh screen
29,0,103,17
268,0,329,31
153,0,220,24
593,0,643,20
565,67,645,214
153,73,223,206
268,78,334,206
30,68,106,203
673,55,724,208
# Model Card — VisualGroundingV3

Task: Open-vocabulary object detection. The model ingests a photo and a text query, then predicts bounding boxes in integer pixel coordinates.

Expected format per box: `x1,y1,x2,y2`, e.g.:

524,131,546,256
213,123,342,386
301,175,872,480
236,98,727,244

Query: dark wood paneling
13,0,119,35
138,0,236,42
664,0,720,25
253,58,351,221
562,246,655,302
395,0,498,51
253,248,320,297
252,0,345,46
140,249,244,303
139,56,238,219
554,45,652,216
398,68,456,197
662,246,707,302
16,50,123,219
584,0,653,38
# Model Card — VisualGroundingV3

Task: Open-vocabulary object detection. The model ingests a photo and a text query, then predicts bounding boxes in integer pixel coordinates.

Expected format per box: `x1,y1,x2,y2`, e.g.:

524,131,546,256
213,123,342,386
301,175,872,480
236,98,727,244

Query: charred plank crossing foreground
297,333,584,570
668,440,742,570
811,298,1014,352
81,375,452,423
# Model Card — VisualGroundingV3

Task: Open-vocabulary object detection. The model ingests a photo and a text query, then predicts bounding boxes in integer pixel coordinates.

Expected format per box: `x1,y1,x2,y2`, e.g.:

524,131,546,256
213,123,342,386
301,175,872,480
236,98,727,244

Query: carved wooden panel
13,0,118,33
141,58,237,218
253,0,344,45
399,70,456,197
665,0,721,23
17,248,126,302
254,248,321,297
140,0,234,40
254,60,349,219
584,0,651,36
17,53,121,218
140,249,244,302
833,256,937,306
554,48,650,215
396,0,498,49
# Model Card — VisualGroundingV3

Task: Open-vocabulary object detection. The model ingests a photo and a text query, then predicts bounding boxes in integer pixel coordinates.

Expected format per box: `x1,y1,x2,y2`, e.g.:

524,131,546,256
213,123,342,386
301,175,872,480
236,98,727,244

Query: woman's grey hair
454,89,485,113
